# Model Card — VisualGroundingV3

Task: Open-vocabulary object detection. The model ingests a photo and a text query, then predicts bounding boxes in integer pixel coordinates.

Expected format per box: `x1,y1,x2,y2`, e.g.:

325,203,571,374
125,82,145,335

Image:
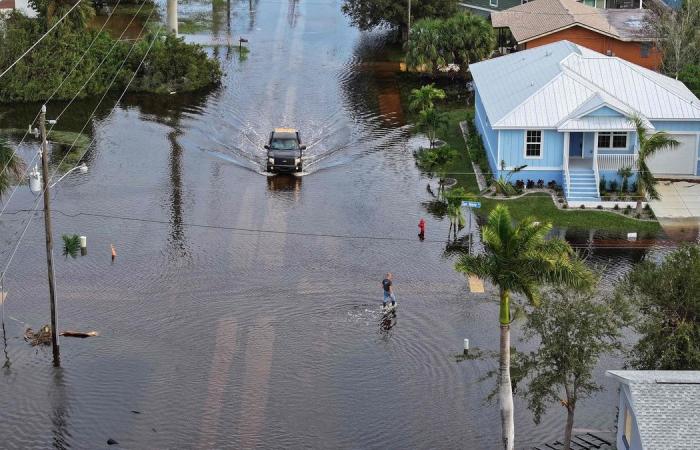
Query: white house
606,370,700,450
470,41,700,205
0,0,37,17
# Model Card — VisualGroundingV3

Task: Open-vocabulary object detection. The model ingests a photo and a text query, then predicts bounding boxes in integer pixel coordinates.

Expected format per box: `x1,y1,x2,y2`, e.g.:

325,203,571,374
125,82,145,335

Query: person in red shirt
418,218,426,240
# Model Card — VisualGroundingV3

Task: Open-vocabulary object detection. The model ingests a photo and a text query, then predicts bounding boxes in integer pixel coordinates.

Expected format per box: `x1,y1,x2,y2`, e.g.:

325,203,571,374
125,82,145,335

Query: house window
598,132,627,149
623,407,634,448
525,130,542,158
490,0,498,7
641,42,650,58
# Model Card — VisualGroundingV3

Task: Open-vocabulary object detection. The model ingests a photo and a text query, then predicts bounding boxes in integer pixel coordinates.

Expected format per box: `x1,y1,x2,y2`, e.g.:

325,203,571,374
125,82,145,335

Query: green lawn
479,194,661,233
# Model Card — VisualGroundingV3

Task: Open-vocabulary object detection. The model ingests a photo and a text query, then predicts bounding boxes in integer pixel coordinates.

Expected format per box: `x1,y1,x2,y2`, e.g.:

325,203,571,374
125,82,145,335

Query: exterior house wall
522,26,662,71
0,0,15,9
616,386,643,450
459,0,522,14
651,121,700,176
497,129,563,185
475,89,499,172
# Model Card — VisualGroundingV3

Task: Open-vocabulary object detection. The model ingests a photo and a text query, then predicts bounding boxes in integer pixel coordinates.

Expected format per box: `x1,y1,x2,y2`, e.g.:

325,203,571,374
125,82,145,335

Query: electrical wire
0,0,130,218
0,0,86,80
0,6,162,292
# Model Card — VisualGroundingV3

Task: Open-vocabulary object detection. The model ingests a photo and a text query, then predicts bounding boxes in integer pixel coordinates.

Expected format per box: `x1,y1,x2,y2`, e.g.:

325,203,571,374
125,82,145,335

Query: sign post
462,201,481,251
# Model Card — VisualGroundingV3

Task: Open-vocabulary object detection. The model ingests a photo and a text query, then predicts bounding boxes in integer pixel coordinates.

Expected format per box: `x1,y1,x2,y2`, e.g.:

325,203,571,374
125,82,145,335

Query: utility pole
407,0,411,37
39,105,60,367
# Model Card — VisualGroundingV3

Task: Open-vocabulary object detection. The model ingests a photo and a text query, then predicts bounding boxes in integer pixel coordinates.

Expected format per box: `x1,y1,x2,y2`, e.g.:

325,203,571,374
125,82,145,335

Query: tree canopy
0,8,221,103
341,0,457,38
616,244,700,370
511,288,628,450
406,13,495,74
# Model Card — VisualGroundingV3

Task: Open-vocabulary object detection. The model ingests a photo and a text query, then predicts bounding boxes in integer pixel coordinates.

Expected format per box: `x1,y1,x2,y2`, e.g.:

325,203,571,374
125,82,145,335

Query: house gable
583,106,625,118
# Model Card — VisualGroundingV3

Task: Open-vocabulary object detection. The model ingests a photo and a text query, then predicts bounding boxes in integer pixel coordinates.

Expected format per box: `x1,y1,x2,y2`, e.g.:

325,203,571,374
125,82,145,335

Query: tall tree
650,0,700,79
455,205,594,450
616,244,700,370
511,288,629,450
406,13,495,74
0,137,25,199
341,0,457,41
631,115,679,214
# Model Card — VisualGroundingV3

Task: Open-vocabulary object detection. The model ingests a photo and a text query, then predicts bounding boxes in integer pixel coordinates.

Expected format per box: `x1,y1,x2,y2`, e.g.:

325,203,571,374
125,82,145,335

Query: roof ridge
609,56,700,111
558,56,646,119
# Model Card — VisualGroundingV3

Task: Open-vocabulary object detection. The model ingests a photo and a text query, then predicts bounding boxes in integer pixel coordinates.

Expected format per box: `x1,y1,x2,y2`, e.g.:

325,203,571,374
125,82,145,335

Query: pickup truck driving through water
265,128,306,173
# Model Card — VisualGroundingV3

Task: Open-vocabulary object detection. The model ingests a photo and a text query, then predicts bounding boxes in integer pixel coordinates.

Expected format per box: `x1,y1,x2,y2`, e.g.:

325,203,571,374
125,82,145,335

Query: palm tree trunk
499,289,514,450
563,407,575,450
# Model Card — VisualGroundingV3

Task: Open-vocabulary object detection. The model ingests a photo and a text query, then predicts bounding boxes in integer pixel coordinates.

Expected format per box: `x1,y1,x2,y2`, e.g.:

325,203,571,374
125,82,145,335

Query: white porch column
167,0,178,35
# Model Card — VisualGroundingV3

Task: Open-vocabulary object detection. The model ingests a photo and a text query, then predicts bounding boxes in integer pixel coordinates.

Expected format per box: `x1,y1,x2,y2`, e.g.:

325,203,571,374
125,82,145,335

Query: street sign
462,201,481,209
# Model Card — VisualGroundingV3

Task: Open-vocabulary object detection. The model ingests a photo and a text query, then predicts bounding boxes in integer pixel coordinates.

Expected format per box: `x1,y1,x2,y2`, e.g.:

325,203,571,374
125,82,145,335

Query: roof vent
606,50,612,57
545,50,552,57
530,81,535,87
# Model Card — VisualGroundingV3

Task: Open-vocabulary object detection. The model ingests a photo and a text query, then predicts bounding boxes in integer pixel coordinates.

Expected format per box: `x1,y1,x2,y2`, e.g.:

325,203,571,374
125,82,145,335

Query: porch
563,131,638,202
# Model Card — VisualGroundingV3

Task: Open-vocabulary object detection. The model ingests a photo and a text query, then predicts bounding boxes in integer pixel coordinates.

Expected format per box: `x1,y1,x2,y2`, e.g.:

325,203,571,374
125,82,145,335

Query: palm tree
409,84,446,114
617,166,633,194
455,205,594,450
631,115,679,214
0,137,25,199
418,107,448,148
444,187,472,241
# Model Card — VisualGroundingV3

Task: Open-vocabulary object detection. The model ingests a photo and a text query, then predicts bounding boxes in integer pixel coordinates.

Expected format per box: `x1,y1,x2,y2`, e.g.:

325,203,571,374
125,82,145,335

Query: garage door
647,134,698,176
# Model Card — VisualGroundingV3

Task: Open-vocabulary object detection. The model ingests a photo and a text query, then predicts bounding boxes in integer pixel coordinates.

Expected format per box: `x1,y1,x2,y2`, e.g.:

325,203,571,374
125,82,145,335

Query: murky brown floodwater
0,1,697,449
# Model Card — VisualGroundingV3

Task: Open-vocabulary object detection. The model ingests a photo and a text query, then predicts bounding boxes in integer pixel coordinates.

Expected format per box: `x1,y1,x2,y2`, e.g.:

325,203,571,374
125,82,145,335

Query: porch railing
563,145,571,196
596,153,638,172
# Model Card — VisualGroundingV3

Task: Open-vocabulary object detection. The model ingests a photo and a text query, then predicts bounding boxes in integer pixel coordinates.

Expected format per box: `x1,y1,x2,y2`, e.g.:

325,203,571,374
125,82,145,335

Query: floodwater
0,1,696,449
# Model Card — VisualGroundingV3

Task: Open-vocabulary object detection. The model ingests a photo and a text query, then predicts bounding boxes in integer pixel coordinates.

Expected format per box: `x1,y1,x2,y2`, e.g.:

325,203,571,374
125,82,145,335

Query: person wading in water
382,273,396,310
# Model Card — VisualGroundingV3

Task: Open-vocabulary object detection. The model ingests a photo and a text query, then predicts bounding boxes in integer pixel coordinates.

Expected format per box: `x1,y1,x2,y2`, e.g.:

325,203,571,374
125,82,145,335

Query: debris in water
107,438,119,445
131,410,141,414
24,325,52,346
60,330,99,338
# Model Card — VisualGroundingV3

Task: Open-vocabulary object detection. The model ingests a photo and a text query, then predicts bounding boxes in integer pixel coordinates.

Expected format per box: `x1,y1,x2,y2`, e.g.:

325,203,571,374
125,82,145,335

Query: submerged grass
0,128,91,171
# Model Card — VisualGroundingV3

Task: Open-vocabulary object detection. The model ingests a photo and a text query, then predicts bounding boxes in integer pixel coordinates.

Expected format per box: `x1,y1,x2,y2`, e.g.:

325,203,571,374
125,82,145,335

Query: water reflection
50,368,71,450
266,174,302,199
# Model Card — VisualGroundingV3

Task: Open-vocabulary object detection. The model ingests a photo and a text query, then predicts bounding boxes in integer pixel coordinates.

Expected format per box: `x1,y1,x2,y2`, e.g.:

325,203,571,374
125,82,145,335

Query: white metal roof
470,41,700,130
558,116,648,132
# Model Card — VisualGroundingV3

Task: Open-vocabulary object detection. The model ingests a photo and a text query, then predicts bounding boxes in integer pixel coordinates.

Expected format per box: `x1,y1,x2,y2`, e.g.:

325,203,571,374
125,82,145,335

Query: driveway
649,181,700,219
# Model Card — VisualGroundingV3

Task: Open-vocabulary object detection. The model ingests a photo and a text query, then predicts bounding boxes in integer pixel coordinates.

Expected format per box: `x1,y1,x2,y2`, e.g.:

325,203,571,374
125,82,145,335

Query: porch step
566,169,599,201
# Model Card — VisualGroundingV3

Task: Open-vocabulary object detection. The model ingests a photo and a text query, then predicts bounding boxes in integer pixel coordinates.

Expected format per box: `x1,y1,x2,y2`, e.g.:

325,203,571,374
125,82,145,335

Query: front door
569,132,584,158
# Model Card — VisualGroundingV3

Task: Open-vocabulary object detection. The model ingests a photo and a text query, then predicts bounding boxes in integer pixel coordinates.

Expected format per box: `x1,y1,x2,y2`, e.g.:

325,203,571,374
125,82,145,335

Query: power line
0,0,139,220
36,208,681,250
0,0,86,80
0,7,162,290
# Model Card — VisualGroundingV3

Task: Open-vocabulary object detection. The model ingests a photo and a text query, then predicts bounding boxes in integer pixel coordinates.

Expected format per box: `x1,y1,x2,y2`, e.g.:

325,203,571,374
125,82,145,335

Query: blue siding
498,130,563,169
585,106,623,117
599,170,638,191
651,121,700,132
474,89,498,174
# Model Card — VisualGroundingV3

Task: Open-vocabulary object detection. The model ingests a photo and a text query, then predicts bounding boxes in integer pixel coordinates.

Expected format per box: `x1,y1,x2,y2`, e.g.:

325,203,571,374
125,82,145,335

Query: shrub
536,179,544,189
597,205,603,209
609,180,619,192
515,180,525,191
562,204,568,209
599,176,607,193
547,180,558,190
580,204,585,209
526,179,535,189
614,204,620,210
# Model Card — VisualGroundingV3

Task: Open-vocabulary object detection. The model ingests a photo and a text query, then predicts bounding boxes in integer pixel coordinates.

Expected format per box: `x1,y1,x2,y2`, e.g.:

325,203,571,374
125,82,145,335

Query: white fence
597,153,638,172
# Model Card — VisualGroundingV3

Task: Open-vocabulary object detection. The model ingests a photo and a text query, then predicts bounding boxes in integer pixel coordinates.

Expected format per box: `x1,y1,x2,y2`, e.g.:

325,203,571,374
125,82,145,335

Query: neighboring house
606,371,700,450
459,0,642,18
0,0,36,16
469,40,700,205
491,0,661,70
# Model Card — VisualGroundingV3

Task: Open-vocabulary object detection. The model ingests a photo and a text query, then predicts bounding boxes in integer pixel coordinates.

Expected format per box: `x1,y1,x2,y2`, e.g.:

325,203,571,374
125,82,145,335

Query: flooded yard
0,0,697,448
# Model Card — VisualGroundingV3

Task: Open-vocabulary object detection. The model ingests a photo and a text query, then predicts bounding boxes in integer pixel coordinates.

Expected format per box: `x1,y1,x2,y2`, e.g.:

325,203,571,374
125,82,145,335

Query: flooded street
0,0,696,448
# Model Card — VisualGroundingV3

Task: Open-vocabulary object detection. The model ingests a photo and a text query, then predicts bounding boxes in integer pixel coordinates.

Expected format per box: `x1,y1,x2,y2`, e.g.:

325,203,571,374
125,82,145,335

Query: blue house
470,41,700,205
606,370,700,450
